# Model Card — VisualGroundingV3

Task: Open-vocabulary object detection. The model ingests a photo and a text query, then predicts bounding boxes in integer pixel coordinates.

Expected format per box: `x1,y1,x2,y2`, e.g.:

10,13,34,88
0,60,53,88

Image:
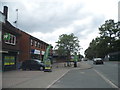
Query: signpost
43,45,52,72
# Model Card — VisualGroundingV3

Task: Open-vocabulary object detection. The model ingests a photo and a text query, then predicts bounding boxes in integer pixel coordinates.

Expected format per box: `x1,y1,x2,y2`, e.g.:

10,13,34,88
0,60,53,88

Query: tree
85,19,120,59
99,19,120,52
55,33,80,63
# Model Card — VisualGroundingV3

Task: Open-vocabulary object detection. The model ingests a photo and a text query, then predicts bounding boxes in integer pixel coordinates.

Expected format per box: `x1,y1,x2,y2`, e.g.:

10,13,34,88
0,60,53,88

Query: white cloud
0,0,119,56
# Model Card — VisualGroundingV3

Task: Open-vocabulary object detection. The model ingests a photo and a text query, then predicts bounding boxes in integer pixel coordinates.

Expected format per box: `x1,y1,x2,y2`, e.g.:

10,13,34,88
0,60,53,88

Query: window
41,43,43,49
44,45,46,49
4,33,16,45
35,41,37,47
31,39,34,46
38,42,40,48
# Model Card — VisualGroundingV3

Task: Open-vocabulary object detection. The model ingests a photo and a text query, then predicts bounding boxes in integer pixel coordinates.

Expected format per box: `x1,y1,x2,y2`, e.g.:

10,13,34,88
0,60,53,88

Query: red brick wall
19,31,30,62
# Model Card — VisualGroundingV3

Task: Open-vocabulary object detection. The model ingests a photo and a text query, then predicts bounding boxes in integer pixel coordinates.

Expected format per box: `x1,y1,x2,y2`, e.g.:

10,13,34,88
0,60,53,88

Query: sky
0,0,119,56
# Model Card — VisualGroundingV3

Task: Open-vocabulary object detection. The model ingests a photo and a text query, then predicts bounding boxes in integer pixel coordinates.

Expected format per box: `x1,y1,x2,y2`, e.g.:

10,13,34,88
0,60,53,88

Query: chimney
3,6,8,20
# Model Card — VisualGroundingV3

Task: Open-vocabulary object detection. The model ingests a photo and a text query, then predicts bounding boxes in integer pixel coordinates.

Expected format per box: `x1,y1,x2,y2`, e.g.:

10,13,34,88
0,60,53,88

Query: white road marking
81,72,85,74
93,69,118,88
46,70,70,88
57,80,61,83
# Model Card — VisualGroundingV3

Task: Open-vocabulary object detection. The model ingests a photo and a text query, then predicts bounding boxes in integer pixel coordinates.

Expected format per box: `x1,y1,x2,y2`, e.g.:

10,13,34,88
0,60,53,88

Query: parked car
93,58,104,64
20,59,45,70
82,58,88,61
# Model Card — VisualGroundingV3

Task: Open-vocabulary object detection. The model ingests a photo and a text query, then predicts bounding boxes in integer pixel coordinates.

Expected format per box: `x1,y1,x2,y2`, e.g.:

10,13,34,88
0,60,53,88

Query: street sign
44,59,52,72
43,45,52,72
3,33,10,40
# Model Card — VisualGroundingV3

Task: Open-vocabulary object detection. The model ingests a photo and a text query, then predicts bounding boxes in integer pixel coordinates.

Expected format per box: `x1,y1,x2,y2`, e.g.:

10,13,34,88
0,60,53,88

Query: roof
2,21,21,36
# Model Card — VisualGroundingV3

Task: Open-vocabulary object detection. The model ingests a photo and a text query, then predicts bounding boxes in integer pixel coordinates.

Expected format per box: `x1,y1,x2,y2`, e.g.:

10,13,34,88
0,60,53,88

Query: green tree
85,19,120,59
99,19,120,52
55,33,80,63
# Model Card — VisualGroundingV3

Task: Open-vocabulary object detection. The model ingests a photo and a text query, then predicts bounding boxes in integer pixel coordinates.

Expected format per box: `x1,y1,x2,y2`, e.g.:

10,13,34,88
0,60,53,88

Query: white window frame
35,41,37,47
5,34,16,45
38,42,40,48
31,39,34,46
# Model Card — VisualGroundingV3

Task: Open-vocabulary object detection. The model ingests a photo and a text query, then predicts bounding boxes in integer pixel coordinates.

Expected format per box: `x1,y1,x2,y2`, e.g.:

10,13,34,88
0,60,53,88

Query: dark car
93,58,104,64
20,59,45,70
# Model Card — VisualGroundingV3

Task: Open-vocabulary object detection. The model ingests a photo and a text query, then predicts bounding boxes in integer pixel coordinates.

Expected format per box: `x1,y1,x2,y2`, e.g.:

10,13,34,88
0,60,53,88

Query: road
2,61,119,89
87,60,119,87
49,61,119,88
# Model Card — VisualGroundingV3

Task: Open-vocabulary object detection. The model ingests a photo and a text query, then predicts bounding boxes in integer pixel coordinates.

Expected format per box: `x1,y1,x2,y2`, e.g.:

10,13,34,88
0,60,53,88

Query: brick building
19,31,52,62
1,6,53,71
30,35,49,61
1,6,21,71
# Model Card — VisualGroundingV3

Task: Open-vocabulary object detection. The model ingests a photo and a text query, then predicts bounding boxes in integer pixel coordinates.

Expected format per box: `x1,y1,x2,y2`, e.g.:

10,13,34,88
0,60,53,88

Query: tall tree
55,33,80,62
85,19,120,59
99,19,120,52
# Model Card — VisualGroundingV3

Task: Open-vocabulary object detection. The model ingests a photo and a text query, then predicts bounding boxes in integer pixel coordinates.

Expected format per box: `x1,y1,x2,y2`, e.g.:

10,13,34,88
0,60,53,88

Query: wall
19,31,30,62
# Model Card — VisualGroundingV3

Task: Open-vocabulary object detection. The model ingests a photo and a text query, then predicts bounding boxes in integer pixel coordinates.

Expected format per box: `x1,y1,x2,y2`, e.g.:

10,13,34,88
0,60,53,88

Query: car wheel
39,67,43,71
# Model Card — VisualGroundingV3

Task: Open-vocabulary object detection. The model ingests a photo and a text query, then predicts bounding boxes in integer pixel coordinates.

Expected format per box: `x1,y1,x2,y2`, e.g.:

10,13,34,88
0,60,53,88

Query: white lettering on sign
34,49,40,54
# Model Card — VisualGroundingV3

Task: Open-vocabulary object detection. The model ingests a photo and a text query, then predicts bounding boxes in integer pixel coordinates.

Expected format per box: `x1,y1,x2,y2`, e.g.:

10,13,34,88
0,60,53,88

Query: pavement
2,61,92,88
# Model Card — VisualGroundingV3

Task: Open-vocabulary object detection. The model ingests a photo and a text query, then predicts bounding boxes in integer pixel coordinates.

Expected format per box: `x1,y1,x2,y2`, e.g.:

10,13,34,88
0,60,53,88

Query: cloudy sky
0,0,119,56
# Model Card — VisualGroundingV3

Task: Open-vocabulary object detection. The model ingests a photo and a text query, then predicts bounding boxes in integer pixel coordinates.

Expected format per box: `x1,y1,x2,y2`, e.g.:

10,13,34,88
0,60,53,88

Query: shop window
4,56,15,66
4,33,16,45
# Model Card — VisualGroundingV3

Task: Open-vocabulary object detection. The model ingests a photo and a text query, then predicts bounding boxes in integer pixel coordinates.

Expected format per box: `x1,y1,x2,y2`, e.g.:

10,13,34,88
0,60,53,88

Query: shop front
31,49,41,60
2,51,19,71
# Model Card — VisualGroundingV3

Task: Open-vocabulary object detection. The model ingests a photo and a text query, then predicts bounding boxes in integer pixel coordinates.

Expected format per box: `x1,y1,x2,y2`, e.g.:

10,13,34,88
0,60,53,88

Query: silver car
93,58,104,64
